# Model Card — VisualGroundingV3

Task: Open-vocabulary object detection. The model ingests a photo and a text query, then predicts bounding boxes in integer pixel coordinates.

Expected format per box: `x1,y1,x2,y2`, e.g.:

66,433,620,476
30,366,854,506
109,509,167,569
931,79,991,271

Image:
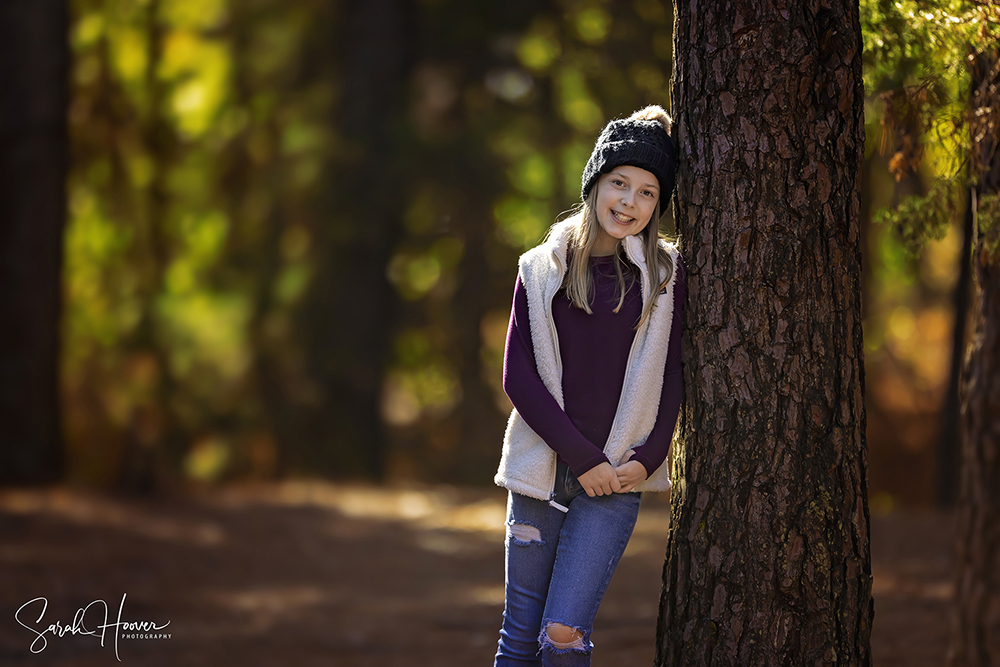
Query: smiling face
592,165,660,256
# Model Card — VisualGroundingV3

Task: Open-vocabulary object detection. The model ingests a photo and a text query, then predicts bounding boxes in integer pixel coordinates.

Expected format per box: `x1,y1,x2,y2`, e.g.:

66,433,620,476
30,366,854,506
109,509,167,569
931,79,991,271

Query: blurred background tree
0,0,68,485
949,44,1000,666
859,2,1000,662
860,0,998,511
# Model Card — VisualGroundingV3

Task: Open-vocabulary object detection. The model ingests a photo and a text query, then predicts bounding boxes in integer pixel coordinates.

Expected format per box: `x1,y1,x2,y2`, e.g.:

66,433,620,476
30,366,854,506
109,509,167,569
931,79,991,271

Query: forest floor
0,481,954,666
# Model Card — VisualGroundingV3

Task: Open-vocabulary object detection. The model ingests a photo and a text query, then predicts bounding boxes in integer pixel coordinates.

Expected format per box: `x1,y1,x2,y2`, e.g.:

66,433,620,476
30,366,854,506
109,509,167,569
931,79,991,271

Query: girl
493,105,685,666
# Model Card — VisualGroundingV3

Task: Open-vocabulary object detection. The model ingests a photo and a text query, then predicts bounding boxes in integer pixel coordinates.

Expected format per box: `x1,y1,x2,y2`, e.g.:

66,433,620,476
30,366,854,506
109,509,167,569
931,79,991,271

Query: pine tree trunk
656,2,873,664
947,49,1000,667
0,0,68,484
949,210,1000,667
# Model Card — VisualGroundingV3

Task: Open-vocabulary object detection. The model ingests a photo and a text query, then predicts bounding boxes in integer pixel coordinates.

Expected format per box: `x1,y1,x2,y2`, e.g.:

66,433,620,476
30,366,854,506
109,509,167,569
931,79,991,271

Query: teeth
612,210,634,223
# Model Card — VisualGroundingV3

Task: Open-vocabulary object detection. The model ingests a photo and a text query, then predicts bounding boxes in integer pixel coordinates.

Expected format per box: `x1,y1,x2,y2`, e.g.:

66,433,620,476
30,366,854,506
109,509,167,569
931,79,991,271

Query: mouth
611,210,636,225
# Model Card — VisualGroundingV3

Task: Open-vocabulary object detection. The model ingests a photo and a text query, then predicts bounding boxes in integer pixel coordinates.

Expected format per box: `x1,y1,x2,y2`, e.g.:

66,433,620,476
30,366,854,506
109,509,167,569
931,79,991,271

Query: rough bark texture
949,219,1000,667
0,0,68,484
656,1,873,665
948,50,1000,667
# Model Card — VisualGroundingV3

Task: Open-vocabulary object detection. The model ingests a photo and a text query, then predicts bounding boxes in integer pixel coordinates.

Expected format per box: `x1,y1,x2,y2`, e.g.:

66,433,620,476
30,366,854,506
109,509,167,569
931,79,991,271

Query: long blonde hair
556,188,676,330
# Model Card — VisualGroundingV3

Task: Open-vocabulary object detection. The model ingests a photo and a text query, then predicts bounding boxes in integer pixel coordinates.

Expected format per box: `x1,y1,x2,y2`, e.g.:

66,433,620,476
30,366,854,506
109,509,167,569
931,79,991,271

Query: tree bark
948,49,1000,667
949,199,1000,667
0,0,68,484
937,185,974,508
656,2,873,664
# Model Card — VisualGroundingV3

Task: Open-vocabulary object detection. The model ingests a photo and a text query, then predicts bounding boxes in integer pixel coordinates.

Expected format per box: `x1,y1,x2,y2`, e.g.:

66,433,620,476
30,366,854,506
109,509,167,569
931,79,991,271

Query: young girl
493,106,684,666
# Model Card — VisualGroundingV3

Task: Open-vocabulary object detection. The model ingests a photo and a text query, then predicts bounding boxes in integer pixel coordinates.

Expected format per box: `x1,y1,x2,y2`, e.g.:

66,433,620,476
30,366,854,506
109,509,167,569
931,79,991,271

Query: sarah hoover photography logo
15,592,171,662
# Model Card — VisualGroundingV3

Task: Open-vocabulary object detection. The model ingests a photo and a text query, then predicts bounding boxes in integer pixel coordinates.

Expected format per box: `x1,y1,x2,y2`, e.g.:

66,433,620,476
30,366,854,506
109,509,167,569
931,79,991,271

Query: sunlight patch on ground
212,481,509,536
633,506,671,534
467,584,506,606
0,488,226,546
872,565,953,601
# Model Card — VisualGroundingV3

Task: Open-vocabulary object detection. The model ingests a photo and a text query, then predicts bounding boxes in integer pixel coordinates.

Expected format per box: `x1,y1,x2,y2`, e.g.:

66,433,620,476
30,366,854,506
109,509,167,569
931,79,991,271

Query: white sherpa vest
494,219,680,501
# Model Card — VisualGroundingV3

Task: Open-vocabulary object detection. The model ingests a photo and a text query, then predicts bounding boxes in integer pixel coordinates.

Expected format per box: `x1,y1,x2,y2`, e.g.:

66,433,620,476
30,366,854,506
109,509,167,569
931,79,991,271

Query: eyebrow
610,171,659,190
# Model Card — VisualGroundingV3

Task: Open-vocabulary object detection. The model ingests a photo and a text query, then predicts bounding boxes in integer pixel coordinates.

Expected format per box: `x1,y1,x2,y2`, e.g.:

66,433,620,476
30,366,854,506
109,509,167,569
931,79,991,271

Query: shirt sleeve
629,253,686,479
502,275,611,478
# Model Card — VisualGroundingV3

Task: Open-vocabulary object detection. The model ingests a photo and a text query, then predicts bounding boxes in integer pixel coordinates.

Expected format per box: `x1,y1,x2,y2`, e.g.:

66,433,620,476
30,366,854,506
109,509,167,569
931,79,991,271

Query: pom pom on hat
581,105,678,201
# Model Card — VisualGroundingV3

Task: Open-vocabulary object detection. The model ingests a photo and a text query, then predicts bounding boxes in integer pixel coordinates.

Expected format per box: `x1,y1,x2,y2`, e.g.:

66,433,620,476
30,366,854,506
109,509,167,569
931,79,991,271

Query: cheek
646,199,660,220
596,189,616,210
639,201,657,222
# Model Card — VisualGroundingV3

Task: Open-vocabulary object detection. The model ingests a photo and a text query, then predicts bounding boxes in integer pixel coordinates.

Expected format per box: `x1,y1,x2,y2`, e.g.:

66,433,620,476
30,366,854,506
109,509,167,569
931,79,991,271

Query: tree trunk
300,0,413,479
948,49,1000,667
950,198,1000,667
656,2,873,664
0,0,68,485
448,180,507,482
937,185,974,508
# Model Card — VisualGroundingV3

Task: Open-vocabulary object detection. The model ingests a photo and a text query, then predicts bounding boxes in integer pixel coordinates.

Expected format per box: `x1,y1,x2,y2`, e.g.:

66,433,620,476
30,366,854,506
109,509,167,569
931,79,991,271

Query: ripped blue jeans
494,461,642,666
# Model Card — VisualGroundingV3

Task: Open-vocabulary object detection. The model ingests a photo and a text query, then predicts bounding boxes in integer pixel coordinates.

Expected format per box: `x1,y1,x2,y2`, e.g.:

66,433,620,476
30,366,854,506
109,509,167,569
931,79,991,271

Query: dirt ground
0,482,956,666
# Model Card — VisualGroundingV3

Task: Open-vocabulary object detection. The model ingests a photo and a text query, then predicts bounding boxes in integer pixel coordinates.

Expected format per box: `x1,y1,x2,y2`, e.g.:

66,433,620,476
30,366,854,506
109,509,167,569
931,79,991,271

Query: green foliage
493,195,551,249
517,19,561,71
66,0,332,484
875,180,959,256
556,65,603,131
382,328,461,426
862,0,1000,250
573,7,611,44
860,0,981,94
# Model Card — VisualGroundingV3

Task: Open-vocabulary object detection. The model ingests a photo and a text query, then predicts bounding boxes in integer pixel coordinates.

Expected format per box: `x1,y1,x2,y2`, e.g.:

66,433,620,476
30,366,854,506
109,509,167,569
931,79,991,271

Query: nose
620,191,634,207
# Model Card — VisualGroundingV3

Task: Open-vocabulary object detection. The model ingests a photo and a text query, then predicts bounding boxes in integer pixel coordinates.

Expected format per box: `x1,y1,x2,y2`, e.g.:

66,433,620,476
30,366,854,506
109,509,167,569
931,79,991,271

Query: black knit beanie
580,107,677,202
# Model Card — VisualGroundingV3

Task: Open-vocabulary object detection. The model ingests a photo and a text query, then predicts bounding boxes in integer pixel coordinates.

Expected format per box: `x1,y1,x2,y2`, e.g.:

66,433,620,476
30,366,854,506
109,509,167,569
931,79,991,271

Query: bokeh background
0,0,988,665
56,0,968,505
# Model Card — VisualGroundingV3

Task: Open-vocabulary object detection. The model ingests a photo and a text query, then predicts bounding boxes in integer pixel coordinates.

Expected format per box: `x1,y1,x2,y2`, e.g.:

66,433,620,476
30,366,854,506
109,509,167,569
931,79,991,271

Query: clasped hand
576,450,647,497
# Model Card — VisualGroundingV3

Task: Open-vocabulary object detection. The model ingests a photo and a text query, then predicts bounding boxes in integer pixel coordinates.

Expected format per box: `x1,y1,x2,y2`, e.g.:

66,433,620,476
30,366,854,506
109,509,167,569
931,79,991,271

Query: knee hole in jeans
508,521,542,544
543,622,586,650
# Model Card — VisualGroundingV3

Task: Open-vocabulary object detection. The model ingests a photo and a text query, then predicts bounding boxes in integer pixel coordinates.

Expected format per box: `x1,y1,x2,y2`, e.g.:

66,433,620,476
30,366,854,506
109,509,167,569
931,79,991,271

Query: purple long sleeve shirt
502,252,686,480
